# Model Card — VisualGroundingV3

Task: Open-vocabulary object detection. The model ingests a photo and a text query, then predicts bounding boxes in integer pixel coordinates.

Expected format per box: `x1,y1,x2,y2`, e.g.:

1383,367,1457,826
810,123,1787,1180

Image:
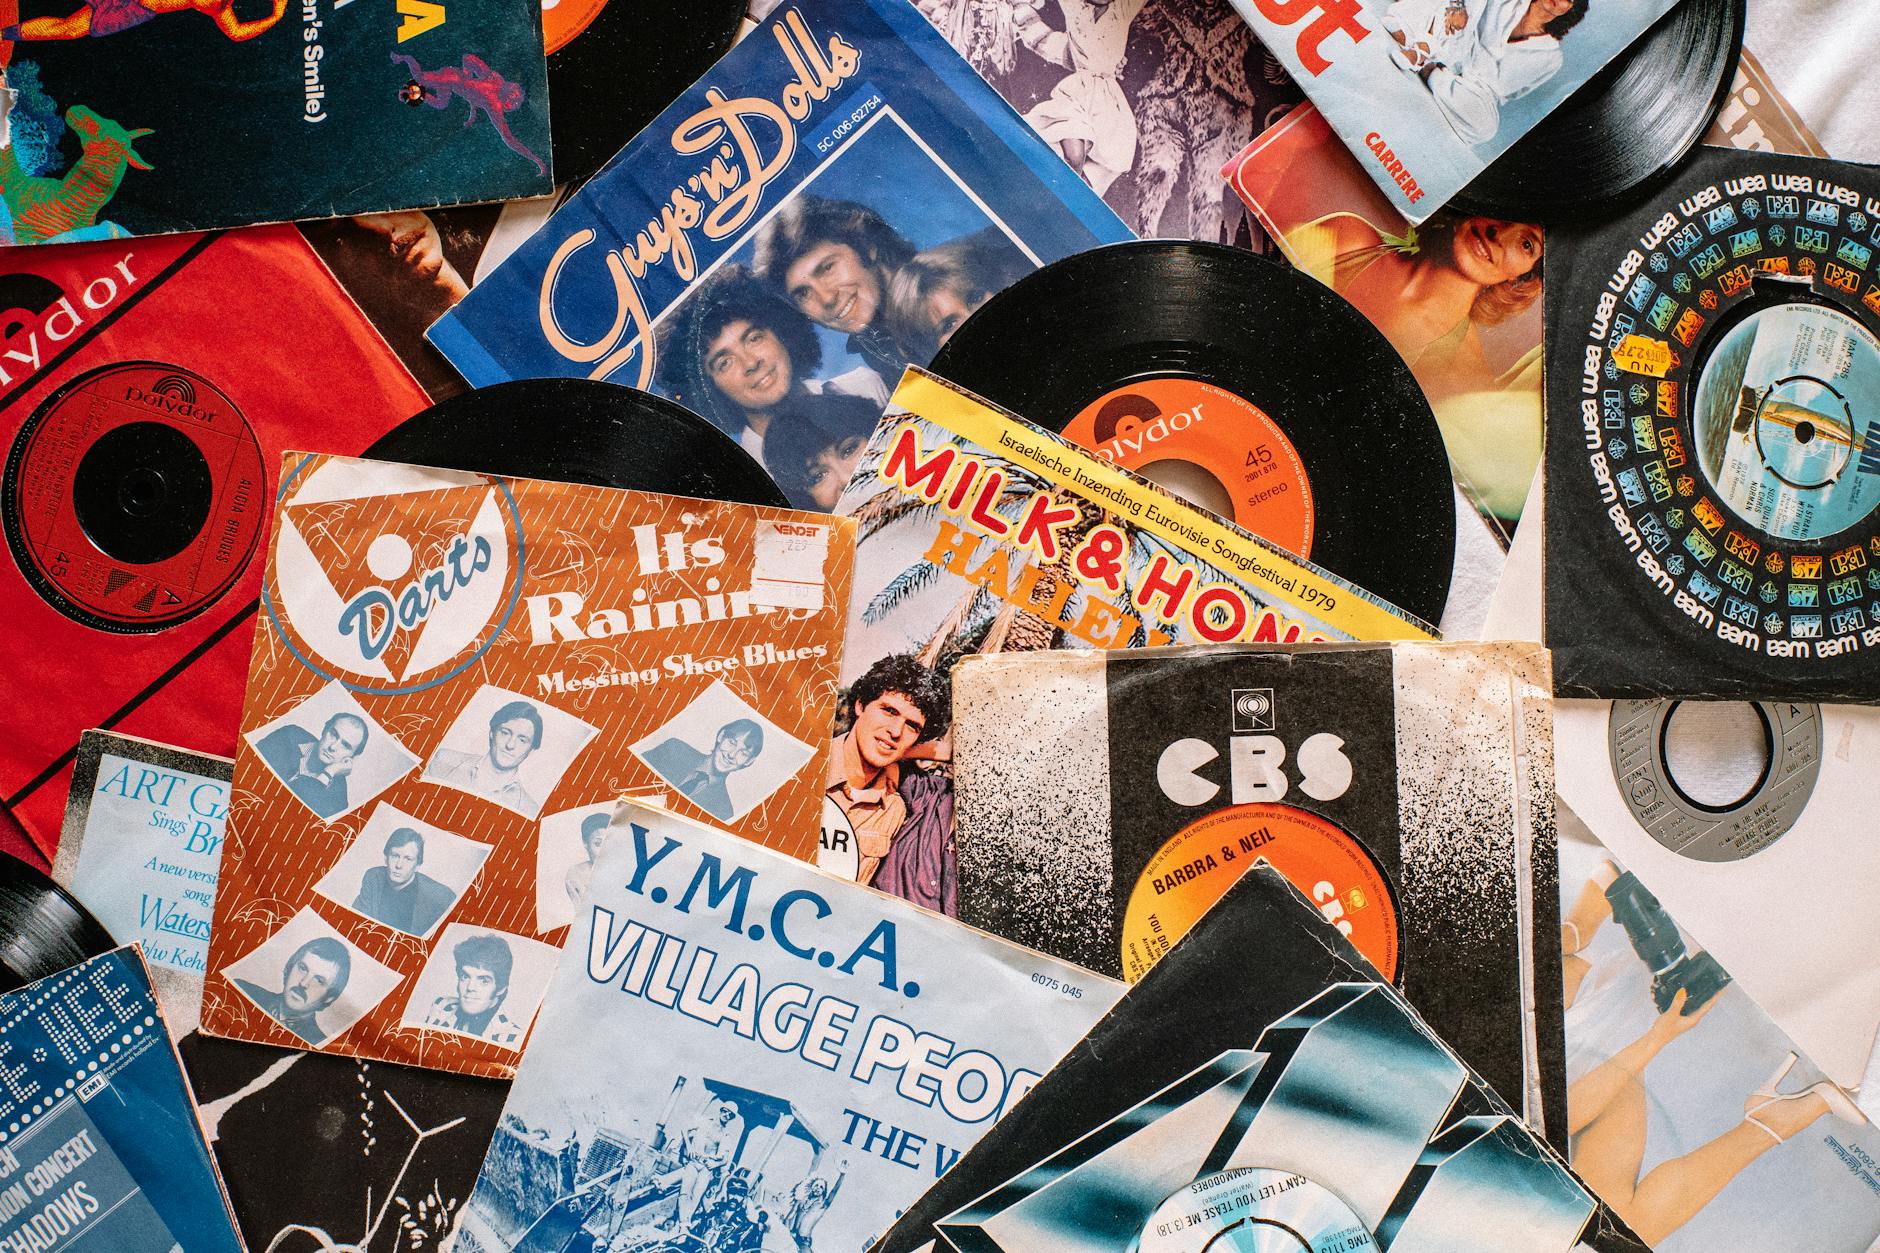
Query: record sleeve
870,863,1649,1253
1556,802,1880,1251
447,801,1124,1253
828,368,1432,921
0,0,551,242
180,1029,511,1253
947,641,1564,1140
1226,0,1683,223
425,0,1134,502
55,730,230,1037
0,947,244,1252
1543,146,1880,701
200,451,854,1077
0,228,431,864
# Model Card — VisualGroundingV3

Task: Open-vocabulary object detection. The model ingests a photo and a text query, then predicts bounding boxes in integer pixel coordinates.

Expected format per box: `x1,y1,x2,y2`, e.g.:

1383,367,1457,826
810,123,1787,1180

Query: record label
542,0,608,54
1138,1168,1374,1253
1693,302,1880,542
1063,379,1315,559
1121,804,1399,982
3,362,264,634
1608,699,1822,863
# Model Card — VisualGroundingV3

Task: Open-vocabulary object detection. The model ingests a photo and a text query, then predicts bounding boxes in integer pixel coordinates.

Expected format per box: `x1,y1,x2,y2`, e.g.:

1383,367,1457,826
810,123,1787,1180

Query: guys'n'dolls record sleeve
0,0,551,243
200,452,855,1077
0,228,431,866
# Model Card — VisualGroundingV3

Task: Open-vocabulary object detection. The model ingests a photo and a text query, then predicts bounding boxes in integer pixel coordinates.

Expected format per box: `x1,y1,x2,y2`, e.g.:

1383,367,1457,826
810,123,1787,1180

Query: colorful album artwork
1226,102,1544,528
200,452,854,1077
1228,0,1680,221
426,0,1134,511
0,0,550,242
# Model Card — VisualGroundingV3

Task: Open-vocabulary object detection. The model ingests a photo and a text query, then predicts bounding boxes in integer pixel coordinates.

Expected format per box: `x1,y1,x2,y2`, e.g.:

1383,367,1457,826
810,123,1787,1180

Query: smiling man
752,196,918,392
427,699,544,816
351,826,457,936
422,932,526,1047
235,937,351,1046
641,719,766,822
828,655,950,888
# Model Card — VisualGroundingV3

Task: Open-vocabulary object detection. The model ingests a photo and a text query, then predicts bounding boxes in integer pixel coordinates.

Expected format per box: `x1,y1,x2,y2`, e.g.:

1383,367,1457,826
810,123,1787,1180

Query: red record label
4,362,266,633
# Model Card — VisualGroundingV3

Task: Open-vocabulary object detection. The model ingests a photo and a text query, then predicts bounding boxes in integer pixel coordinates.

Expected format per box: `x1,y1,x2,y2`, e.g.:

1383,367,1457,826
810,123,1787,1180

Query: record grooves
365,378,789,507
931,241,1457,625
0,856,115,993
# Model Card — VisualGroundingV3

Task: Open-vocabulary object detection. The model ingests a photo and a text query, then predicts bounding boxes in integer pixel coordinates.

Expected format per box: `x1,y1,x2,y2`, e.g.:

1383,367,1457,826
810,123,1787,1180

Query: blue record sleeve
425,0,1133,445
0,947,242,1252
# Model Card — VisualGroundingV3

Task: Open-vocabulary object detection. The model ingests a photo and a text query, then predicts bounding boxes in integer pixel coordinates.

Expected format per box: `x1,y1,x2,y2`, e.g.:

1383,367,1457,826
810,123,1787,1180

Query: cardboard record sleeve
0,228,430,863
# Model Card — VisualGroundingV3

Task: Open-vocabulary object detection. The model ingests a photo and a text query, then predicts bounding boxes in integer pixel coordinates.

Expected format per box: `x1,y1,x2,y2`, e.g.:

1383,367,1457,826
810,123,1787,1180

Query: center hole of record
120,467,164,515
1795,420,1818,445
1659,702,1773,812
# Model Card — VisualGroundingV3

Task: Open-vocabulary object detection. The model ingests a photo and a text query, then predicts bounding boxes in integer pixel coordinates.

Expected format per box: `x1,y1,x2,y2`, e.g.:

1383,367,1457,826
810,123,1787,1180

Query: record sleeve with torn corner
869,864,1650,1253
1542,146,1880,702
944,642,1565,1144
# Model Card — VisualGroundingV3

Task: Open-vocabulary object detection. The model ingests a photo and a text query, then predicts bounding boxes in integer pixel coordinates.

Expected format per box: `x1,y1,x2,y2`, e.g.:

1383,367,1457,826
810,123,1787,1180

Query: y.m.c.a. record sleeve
449,801,1123,1253
945,641,1565,1143
0,0,550,243
199,453,854,1078
872,864,1650,1253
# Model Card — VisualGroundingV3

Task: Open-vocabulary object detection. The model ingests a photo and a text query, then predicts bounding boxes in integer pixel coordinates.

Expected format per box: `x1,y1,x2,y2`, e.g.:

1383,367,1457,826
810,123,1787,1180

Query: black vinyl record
0,855,115,993
930,241,1457,626
547,0,744,184
366,378,788,507
1452,0,1744,225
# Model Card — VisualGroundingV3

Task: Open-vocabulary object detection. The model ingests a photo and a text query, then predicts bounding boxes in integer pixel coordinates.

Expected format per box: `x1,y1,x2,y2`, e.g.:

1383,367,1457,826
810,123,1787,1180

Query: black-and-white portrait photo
244,681,419,822
631,680,814,825
912,0,1305,246
400,924,559,1053
311,803,491,940
535,800,615,934
421,685,598,820
221,908,402,1049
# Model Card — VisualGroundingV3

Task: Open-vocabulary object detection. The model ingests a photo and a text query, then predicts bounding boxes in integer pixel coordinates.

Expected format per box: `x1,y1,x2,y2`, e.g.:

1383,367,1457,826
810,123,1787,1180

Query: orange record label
1121,803,1398,982
541,0,608,55
1061,378,1314,559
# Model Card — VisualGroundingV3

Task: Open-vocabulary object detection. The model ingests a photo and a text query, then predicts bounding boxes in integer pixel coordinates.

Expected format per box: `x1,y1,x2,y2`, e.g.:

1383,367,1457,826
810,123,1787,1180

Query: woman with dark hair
751,196,918,390
1385,0,1590,145
657,264,886,468
883,227,1034,362
763,394,883,512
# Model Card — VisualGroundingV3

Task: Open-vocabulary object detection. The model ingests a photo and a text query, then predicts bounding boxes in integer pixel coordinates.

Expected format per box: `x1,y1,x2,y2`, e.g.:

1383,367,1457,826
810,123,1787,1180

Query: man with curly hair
828,654,950,891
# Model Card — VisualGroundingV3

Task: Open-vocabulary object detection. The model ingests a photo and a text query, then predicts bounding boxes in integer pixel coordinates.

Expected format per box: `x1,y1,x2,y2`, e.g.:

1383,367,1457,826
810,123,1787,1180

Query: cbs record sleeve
947,641,1563,1140
870,864,1649,1253
1544,147,1880,701
200,452,854,1078
0,228,431,864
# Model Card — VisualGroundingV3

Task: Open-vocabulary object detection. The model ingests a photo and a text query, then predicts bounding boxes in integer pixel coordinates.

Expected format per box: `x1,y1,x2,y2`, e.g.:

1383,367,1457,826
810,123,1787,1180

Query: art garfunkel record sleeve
871,864,1650,1253
945,641,1566,1141
448,801,1123,1253
0,0,551,242
1227,0,1681,222
200,452,855,1077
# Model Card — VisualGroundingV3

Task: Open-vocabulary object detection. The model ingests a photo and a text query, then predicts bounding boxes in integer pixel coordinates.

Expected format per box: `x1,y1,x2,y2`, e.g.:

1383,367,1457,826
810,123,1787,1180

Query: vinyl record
545,0,744,184
0,855,115,993
930,241,1456,625
1451,0,1745,224
365,378,789,507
